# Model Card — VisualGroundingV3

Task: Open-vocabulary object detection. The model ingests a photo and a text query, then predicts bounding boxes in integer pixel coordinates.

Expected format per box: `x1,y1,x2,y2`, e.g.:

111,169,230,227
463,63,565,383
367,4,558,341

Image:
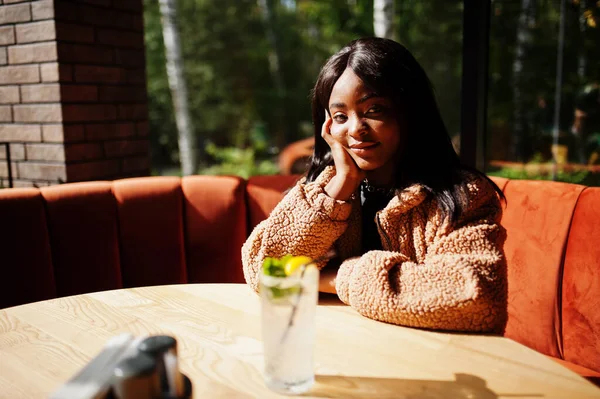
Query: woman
242,37,508,333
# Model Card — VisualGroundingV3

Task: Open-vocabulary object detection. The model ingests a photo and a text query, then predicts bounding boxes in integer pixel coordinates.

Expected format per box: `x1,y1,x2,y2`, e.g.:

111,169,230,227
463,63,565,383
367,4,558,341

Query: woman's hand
322,111,365,201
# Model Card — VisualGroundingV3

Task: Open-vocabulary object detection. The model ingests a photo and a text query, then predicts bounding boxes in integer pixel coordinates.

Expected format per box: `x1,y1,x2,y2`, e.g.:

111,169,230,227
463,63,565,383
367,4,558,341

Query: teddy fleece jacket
242,166,508,333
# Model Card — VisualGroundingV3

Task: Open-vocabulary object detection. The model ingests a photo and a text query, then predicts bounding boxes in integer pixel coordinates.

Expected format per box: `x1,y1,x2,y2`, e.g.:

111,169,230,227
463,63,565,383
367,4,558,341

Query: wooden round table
0,284,599,398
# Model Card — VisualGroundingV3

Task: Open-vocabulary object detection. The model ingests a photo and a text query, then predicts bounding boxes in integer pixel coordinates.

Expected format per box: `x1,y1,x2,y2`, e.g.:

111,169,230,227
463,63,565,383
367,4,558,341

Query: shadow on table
305,373,545,398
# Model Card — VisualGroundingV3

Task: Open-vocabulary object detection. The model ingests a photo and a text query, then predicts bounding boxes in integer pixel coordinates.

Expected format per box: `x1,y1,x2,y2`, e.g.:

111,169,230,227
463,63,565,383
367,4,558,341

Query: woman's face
328,68,402,175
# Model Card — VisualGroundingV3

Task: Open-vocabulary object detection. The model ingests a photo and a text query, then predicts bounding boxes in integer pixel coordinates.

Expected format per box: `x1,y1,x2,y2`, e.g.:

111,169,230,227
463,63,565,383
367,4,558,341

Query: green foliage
145,0,269,168
198,142,279,179
144,0,600,187
395,0,464,137
487,0,600,163
487,166,600,186
144,0,178,167
197,120,279,178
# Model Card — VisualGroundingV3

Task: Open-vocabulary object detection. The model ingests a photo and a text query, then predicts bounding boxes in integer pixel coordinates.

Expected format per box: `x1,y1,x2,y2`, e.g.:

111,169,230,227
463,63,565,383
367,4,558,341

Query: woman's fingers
321,113,333,142
320,112,365,200
321,113,351,168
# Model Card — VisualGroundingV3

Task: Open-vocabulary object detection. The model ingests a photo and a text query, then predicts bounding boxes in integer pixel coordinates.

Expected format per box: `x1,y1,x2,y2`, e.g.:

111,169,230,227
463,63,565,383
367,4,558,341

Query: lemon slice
283,255,313,276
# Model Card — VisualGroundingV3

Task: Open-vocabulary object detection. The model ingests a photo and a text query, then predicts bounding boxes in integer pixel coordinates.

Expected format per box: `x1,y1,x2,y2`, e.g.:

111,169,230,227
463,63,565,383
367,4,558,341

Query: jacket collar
315,165,429,215
383,183,429,216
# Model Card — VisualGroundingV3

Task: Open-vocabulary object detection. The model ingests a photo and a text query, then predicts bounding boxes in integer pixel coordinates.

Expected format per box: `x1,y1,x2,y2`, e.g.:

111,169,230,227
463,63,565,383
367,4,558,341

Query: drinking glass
259,265,319,395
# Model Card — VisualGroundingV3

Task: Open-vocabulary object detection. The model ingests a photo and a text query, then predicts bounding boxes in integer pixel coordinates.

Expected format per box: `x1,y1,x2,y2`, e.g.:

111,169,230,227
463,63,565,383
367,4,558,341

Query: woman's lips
349,142,380,155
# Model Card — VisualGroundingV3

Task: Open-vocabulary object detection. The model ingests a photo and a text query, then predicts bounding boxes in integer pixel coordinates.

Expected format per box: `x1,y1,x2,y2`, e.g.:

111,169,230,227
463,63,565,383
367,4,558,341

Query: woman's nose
347,117,368,138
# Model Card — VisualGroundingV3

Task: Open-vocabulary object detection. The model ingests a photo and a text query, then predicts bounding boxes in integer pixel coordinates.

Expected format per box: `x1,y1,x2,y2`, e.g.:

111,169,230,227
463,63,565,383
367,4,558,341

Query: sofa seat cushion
551,357,600,387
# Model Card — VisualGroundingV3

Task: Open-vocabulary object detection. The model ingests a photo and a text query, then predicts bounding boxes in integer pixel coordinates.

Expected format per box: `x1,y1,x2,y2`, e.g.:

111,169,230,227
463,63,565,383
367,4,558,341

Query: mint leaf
262,257,286,277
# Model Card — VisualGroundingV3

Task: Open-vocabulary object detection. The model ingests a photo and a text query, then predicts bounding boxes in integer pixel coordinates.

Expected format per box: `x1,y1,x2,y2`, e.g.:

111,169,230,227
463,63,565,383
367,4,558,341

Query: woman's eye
333,114,347,123
367,105,383,114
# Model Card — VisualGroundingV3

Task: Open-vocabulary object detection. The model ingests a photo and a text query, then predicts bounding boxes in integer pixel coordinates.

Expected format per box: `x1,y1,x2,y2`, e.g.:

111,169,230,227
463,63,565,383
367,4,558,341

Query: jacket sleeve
241,169,353,292
335,183,508,333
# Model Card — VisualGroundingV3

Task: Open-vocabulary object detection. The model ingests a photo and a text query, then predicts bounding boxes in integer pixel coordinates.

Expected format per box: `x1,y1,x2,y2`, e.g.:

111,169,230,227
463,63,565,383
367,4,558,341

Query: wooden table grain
0,284,599,399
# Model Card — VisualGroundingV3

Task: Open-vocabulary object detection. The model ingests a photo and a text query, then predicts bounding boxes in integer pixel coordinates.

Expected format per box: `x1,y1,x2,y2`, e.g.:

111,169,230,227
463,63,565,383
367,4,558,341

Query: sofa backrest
489,177,585,359
561,186,600,372
0,176,247,309
487,177,600,372
245,174,301,234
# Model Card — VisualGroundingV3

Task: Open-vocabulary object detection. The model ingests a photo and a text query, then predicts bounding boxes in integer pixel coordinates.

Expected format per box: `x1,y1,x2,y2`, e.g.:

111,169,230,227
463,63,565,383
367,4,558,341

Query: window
486,0,600,186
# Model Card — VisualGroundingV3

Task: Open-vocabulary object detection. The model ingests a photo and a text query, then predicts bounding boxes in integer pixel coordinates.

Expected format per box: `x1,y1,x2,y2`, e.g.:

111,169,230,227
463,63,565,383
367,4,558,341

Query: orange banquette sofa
0,174,599,383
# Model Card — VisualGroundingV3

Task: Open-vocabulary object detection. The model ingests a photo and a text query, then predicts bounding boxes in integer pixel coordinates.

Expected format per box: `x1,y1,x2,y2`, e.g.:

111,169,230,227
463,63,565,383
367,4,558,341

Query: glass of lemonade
259,256,319,395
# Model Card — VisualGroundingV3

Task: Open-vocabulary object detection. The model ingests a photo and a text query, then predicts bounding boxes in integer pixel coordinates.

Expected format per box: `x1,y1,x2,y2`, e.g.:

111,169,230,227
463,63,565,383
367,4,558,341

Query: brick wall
0,0,150,188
